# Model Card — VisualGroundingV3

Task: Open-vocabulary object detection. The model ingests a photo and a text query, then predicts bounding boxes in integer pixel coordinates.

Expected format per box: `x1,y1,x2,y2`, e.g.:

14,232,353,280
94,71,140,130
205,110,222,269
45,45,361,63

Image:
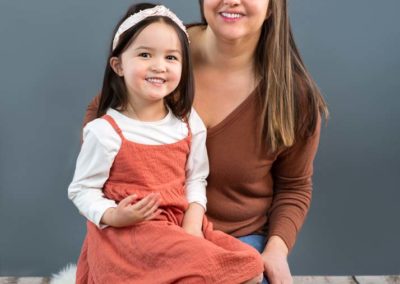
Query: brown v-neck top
204,87,321,252
83,89,321,252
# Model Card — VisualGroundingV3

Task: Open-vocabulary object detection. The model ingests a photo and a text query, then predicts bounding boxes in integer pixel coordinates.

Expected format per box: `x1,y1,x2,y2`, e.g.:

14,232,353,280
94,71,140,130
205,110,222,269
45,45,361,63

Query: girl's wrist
101,207,117,226
182,221,202,230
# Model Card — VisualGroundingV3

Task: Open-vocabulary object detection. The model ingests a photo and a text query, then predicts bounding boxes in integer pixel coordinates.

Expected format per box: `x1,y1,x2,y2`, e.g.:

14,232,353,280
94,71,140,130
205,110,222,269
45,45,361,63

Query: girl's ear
110,57,124,76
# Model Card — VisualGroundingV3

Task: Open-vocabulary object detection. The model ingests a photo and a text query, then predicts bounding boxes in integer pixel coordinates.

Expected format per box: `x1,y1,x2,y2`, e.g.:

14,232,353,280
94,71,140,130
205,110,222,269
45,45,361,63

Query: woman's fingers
261,249,293,284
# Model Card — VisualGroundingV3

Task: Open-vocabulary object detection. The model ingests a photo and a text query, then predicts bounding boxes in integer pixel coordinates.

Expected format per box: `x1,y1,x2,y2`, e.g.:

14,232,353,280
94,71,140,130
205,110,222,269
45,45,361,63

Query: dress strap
183,115,192,140
102,115,125,140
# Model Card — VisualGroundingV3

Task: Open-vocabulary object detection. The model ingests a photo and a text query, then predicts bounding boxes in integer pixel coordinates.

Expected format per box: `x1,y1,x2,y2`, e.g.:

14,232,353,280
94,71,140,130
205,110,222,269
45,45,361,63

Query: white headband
112,5,188,50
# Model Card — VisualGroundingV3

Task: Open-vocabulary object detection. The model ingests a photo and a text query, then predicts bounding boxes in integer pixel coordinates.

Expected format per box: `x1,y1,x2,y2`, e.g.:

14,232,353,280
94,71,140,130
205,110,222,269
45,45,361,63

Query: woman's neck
201,26,259,72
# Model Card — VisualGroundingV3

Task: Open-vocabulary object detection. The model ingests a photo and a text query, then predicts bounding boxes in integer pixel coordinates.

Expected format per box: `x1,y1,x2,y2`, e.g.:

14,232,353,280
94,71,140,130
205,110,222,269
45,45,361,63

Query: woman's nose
223,0,241,7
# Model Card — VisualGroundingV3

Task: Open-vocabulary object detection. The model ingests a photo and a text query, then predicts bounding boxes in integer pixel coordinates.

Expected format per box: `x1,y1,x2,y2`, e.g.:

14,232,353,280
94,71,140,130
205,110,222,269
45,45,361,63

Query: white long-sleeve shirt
68,108,208,229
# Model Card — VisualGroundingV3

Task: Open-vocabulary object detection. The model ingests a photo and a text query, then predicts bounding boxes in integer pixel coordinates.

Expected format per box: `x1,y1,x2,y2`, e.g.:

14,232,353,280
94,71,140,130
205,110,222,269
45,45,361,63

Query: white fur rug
50,263,77,284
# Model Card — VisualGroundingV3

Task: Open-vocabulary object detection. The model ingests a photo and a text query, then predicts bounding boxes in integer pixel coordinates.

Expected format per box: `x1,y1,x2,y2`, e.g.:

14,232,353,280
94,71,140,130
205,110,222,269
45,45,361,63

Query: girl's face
203,0,270,41
111,21,182,105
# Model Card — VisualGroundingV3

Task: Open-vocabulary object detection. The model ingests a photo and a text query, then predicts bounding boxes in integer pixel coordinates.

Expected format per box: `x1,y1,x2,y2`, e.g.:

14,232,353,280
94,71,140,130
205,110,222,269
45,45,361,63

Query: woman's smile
219,11,244,22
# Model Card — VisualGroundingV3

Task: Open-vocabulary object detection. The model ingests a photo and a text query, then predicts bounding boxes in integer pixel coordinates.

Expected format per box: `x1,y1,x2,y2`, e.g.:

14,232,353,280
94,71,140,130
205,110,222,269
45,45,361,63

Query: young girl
68,3,264,283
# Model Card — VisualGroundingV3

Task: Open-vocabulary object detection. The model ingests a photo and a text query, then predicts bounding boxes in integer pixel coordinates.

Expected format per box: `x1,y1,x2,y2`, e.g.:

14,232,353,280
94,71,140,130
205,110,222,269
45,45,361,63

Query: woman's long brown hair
198,0,328,152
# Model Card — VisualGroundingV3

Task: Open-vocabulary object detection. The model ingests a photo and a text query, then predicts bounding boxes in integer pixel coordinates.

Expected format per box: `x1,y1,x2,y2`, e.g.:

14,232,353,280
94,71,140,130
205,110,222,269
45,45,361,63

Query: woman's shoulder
187,24,205,39
293,73,323,138
187,25,206,64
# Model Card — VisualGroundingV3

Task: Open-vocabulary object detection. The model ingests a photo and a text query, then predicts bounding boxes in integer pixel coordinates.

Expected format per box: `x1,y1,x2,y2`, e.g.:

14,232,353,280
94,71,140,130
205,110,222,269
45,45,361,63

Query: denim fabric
238,234,269,284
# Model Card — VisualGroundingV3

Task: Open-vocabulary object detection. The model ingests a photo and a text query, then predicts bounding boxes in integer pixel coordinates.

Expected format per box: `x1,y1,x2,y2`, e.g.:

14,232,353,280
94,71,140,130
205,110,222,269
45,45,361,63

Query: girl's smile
145,77,166,85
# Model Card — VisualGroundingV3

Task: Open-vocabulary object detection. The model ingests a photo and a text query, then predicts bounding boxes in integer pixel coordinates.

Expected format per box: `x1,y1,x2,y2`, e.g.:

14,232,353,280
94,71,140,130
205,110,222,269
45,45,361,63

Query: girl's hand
182,224,204,238
261,236,293,284
101,193,161,227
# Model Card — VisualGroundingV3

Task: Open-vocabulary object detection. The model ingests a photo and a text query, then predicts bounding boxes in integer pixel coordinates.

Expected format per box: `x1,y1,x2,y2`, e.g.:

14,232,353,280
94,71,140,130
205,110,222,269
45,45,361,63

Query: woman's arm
260,115,321,284
82,95,100,127
267,114,322,252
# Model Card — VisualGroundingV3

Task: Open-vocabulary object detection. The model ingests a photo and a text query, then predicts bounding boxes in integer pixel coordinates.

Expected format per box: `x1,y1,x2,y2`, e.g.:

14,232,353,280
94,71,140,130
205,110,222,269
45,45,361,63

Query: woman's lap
238,234,269,284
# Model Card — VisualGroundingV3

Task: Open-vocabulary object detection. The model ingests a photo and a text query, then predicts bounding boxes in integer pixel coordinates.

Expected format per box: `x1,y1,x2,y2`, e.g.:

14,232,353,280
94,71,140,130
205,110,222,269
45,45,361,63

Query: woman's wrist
263,235,289,256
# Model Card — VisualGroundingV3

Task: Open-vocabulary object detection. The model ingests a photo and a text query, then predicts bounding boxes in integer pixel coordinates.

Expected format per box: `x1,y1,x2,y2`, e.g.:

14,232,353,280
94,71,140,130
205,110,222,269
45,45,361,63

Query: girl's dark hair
197,0,328,152
97,3,194,119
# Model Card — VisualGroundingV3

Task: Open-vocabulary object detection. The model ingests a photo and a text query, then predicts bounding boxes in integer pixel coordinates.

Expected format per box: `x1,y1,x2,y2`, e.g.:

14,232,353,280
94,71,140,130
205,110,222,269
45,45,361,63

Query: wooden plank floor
1,276,399,284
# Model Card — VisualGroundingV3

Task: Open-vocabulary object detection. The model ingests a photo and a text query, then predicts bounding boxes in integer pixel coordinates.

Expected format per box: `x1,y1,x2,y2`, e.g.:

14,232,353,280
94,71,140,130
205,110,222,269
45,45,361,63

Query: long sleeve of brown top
267,115,321,251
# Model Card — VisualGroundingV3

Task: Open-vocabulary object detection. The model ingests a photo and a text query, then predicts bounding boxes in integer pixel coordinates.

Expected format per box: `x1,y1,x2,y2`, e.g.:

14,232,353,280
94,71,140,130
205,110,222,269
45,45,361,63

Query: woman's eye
139,53,150,58
166,55,178,61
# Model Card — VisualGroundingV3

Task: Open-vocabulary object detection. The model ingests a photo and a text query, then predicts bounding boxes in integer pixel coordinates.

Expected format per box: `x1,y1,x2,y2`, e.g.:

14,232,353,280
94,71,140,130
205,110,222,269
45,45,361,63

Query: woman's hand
101,193,161,227
261,236,293,284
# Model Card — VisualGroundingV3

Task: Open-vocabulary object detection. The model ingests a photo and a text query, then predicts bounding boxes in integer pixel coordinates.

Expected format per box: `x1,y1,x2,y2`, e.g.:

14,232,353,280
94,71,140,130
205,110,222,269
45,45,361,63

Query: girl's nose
150,62,166,73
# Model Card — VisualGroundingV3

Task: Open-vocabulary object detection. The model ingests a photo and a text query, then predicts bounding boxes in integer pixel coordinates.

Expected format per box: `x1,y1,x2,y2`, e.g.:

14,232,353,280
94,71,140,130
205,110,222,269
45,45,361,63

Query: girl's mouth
146,77,166,84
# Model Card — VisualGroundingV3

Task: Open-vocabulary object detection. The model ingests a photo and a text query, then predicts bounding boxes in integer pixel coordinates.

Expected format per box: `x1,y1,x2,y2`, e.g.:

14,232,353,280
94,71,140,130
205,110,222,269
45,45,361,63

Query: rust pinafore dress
76,115,263,284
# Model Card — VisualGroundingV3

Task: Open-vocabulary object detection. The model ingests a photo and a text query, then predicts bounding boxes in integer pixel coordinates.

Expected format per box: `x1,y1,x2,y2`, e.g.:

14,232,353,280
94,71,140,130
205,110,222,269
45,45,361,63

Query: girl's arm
182,203,205,237
69,118,161,228
68,119,119,228
182,109,209,236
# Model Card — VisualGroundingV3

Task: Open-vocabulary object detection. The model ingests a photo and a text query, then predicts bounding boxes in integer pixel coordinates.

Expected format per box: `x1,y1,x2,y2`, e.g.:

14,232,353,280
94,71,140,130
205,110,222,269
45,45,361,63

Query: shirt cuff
186,184,207,211
89,200,118,229
267,216,298,252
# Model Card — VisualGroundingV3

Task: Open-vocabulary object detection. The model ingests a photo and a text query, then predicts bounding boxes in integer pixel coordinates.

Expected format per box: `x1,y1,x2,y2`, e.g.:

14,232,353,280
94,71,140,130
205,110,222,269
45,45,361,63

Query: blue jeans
238,234,269,284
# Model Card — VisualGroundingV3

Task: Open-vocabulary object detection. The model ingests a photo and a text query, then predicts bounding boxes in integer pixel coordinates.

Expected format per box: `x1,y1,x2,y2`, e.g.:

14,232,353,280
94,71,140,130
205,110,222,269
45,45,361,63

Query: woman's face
202,0,270,41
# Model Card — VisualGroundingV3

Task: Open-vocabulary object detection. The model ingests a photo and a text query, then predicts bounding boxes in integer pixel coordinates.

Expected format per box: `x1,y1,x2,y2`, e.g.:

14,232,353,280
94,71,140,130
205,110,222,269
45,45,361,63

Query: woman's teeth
221,12,242,19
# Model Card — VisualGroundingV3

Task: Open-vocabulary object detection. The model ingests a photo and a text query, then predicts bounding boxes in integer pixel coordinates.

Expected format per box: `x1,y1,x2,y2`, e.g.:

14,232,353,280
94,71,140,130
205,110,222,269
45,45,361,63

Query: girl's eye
139,53,150,58
166,55,178,61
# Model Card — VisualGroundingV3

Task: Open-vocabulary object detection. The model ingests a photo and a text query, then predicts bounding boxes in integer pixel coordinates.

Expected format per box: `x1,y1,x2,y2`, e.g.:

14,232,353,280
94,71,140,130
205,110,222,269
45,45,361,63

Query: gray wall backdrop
1,0,399,277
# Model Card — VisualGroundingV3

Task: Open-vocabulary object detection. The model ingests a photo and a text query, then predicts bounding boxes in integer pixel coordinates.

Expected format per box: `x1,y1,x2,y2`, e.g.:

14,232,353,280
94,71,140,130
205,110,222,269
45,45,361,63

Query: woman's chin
213,28,251,42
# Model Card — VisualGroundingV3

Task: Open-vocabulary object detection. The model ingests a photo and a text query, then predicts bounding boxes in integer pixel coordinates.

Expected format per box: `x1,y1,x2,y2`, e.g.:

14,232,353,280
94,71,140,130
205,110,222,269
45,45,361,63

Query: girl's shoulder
84,117,111,135
187,108,207,136
83,116,122,149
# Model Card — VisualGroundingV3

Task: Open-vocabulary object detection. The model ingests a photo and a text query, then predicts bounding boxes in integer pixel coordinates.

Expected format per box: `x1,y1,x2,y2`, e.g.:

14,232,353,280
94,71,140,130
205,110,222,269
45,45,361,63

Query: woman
83,0,328,283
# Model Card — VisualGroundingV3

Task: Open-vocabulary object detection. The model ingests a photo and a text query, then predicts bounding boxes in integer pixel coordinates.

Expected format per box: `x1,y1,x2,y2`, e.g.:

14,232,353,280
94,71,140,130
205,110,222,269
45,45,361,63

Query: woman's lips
219,11,244,22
